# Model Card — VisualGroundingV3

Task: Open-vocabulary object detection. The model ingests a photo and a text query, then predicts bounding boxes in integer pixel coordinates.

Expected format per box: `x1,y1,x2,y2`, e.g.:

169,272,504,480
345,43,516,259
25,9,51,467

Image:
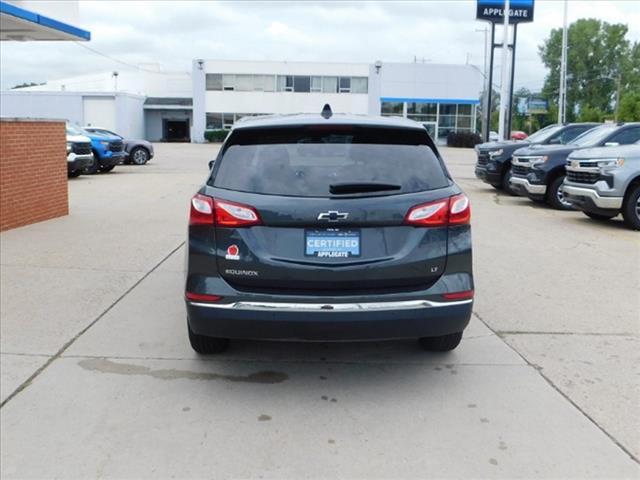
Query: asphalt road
1,143,638,479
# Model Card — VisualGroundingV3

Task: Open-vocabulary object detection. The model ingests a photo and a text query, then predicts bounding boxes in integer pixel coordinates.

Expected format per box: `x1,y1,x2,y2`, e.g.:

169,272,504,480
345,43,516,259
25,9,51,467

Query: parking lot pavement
1,144,639,478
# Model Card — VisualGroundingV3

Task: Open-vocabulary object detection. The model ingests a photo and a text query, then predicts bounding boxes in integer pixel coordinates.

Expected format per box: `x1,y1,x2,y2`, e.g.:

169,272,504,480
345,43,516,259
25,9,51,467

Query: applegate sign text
476,0,535,24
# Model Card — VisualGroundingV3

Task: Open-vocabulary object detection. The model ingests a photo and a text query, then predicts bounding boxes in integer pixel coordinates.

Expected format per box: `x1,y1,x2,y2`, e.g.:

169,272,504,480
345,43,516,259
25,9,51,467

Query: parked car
80,128,126,174
511,130,528,140
83,127,154,165
65,123,94,178
489,131,499,142
185,106,473,354
509,122,640,209
475,123,598,194
563,142,640,229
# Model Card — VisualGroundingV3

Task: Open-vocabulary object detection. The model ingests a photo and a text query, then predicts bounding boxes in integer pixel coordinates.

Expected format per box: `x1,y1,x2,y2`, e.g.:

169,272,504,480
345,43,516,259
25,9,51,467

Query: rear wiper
329,182,402,194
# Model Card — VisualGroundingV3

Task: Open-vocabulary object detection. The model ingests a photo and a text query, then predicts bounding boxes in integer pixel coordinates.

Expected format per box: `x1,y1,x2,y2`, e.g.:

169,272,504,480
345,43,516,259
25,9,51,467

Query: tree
11,82,43,89
618,91,640,121
539,19,632,121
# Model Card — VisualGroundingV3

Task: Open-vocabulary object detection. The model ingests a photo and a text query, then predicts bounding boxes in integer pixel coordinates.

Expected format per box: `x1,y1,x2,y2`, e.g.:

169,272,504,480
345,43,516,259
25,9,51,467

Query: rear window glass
212,126,449,197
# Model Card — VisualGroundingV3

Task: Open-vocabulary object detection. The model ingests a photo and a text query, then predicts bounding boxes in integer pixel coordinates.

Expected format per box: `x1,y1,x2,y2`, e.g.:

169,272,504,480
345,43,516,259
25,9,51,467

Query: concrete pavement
1,143,638,478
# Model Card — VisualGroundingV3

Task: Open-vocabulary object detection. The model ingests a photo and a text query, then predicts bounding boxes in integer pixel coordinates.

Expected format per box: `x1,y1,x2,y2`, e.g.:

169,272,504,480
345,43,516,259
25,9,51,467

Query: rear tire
547,175,573,210
622,184,640,230
188,323,229,354
419,332,463,352
584,211,616,221
130,147,150,165
501,165,517,196
99,165,115,172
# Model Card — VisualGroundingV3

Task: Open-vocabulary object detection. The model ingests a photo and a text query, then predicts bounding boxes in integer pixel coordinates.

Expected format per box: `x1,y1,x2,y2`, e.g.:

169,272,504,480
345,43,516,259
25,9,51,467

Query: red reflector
185,292,223,302
442,290,474,300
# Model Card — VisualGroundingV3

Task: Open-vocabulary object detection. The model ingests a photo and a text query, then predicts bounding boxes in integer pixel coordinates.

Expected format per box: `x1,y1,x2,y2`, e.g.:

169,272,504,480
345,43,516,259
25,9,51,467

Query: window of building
322,77,338,93
222,113,235,129
311,76,322,92
407,102,437,122
381,102,404,116
222,74,236,91
235,74,253,91
277,75,294,92
293,76,311,92
205,74,222,91
339,77,351,93
252,75,275,92
351,77,368,94
206,113,223,129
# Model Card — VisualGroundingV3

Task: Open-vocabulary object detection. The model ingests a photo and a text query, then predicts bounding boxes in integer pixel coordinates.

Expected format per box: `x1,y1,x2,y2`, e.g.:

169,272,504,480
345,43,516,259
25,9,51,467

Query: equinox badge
317,210,349,222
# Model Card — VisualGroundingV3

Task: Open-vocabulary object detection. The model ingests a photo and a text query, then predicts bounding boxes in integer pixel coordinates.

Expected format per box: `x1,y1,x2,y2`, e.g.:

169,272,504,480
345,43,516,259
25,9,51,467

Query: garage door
83,97,116,131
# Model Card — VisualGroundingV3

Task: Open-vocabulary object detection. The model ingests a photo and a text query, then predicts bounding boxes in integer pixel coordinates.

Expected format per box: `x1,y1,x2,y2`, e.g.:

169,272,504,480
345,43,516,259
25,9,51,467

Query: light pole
558,0,568,123
497,0,510,141
476,27,490,141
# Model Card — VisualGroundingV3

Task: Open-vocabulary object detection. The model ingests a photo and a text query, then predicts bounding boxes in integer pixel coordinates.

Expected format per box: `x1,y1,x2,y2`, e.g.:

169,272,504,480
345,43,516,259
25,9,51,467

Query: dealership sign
477,0,535,24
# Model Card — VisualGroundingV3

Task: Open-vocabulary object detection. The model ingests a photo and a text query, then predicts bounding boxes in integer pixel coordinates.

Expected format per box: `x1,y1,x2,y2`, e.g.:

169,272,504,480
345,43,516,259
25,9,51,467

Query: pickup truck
475,123,598,194
509,122,640,209
82,129,126,174
65,123,94,178
563,143,640,230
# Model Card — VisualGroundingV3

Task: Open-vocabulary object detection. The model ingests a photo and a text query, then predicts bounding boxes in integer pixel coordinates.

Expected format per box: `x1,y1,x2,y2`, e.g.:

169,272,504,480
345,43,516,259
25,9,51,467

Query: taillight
404,193,471,227
190,194,214,226
214,198,262,227
442,290,474,301
185,292,223,302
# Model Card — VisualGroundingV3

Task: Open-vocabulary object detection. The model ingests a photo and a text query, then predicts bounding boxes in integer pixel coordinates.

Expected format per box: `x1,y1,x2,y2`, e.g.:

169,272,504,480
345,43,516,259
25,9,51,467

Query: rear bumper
187,298,472,341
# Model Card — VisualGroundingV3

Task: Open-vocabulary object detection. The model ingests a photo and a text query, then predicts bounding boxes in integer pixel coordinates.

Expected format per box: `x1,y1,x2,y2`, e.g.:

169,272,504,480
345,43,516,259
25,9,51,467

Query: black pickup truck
474,123,598,194
509,122,640,209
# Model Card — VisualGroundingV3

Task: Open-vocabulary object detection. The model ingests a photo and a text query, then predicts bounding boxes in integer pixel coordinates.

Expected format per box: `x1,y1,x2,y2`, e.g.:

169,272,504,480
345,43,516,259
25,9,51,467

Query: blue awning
380,97,480,105
1,1,90,41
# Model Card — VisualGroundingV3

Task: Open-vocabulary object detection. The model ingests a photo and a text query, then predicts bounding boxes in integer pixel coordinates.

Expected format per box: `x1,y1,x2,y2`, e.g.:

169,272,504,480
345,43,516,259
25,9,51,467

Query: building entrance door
164,119,190,142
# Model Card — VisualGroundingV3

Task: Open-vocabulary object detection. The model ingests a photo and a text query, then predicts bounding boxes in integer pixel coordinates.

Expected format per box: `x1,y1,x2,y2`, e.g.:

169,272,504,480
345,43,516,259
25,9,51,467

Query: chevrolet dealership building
2,59,483,144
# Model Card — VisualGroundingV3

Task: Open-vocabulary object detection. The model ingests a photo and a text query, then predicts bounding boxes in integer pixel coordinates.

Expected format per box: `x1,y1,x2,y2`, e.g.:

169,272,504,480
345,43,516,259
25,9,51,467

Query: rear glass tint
212,126,449,197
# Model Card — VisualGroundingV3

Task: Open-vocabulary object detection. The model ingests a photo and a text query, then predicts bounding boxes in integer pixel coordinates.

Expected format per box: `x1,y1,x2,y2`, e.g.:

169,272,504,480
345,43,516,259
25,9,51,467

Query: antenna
321,104,332,119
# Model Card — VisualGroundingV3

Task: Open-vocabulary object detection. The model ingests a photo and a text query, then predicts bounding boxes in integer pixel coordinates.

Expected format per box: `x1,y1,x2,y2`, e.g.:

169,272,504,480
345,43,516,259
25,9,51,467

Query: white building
2,59,483,143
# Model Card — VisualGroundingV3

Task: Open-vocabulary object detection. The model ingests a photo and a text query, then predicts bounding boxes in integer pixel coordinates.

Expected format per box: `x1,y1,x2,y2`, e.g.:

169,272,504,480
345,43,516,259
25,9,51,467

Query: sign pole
497,0,510,141
485,22,496,142
507,23,518,137
558,0,568,123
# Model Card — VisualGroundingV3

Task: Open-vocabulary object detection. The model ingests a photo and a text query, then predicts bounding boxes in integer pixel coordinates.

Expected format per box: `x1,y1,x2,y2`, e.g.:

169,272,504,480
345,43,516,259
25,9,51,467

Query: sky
1,0,639,92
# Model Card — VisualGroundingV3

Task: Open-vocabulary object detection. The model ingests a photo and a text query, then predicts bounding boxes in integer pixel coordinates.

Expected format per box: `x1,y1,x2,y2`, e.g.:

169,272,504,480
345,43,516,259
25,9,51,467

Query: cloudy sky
1,0,639,91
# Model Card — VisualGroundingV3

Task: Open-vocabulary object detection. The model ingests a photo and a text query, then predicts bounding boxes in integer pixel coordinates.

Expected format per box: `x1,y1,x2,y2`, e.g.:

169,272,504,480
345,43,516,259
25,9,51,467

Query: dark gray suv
185,108,473,353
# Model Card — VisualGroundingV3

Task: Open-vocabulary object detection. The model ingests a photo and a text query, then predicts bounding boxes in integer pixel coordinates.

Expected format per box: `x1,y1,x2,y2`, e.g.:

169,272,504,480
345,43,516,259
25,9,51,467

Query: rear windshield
212,126,449,197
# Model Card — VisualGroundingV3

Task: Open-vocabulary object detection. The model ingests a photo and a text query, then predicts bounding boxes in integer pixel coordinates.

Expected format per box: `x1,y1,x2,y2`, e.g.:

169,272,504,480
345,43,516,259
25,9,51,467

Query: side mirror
208,160,215,170
604,142,620,147
548,137,561,145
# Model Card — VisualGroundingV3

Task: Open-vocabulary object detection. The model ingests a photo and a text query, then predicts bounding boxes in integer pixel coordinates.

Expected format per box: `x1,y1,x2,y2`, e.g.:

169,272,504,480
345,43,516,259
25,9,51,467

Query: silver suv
563,142,640,230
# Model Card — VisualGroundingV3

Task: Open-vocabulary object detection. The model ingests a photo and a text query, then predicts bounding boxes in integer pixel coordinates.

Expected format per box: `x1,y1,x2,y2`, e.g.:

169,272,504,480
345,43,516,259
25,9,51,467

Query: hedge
205,129,228,143
446,131,482,148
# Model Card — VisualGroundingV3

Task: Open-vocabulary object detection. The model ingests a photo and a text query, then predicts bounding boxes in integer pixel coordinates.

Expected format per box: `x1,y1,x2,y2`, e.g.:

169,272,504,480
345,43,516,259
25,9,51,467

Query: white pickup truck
65,123,94,178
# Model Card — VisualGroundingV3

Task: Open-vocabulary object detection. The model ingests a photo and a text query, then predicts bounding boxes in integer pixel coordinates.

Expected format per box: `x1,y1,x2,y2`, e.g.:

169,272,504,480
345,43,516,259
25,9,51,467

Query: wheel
547,175,573,210
188,323,229,354
130,147,150,165
622,184,640,230
584,212,616,221
419,332,463,352
491,184,503,191
99,165,115,172
84,153,100,174
501,165,517,196
68,170,82,178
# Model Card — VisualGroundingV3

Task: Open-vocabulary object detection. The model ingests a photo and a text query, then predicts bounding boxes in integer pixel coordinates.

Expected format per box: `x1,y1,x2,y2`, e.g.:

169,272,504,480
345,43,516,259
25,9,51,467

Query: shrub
446,131,482,148
204,129,228,143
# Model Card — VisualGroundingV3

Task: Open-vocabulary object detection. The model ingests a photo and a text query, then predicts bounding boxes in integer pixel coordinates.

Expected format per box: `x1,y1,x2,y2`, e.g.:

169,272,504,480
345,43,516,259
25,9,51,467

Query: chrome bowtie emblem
571,160,579,168
317,210,349,221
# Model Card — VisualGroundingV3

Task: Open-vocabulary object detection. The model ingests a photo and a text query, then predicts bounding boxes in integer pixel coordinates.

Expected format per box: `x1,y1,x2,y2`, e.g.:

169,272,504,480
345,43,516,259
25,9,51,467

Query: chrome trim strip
509,176,547,195
188,298,473,311
562,185,623,209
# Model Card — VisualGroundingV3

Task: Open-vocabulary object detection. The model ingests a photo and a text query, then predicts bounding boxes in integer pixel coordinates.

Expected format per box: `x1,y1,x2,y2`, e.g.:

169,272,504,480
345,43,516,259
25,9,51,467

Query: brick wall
0,119,68,231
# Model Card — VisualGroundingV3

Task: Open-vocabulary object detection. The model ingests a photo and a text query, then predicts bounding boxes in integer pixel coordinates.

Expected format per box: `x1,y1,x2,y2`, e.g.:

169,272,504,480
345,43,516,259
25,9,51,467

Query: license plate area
305,228,361,258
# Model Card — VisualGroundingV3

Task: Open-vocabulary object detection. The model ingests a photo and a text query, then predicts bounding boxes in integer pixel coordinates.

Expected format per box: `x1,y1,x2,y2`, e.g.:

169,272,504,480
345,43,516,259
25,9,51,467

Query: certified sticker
225,244,240,260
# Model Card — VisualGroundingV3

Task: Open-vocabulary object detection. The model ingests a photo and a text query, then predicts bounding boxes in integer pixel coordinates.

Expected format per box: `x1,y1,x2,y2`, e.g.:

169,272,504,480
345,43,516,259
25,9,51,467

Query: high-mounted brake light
404,193,471,227
214,198,262,227
190,194,214,226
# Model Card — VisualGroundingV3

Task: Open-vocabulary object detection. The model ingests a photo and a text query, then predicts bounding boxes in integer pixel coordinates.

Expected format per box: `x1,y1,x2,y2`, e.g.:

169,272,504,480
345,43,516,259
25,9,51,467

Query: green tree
539,19,631,120
11,82,43,89
618,91,640,121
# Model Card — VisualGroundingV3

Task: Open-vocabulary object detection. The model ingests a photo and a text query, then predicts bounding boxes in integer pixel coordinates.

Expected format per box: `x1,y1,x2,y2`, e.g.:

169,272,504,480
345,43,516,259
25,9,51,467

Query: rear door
206,125,454,294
